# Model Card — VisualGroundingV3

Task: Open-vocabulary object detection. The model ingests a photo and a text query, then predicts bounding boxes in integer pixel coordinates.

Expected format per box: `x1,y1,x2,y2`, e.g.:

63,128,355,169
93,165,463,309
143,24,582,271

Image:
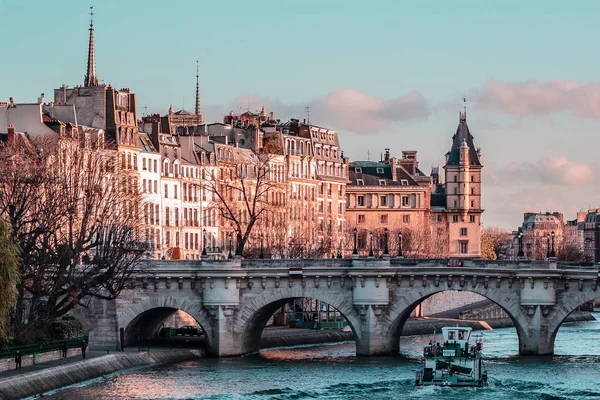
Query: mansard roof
348,161,419,187
446,113,481,167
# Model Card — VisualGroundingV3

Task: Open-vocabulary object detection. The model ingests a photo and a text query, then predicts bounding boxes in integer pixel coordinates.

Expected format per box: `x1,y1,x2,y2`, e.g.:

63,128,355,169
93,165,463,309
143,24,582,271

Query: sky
1,0,599,230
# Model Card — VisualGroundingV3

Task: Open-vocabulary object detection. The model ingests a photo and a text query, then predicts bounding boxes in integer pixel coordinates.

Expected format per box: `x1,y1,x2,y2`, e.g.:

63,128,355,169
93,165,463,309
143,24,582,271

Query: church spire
195,60,201,116
84,6,98,87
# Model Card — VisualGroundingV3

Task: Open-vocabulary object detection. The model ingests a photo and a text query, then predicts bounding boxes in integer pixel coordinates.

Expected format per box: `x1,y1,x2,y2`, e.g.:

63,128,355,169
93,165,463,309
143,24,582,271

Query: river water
46,313,600,400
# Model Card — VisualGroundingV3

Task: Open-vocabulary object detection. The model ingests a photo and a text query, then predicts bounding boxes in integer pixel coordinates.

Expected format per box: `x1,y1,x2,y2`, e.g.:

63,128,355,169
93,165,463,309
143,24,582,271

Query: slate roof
431,193,446,207
348,161,418,186
446,115,481,166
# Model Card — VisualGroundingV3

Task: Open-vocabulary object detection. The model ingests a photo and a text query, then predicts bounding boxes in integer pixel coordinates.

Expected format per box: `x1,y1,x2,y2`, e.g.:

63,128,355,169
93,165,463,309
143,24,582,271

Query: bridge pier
518,305,555,355
355,305,396,356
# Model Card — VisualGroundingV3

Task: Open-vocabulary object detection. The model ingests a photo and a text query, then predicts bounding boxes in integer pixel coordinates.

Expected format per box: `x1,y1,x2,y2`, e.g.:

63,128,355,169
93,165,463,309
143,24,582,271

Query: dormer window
355,167,362,173
356,179,364,185
376,168,384,174
379,179,386,186
401,179,409,186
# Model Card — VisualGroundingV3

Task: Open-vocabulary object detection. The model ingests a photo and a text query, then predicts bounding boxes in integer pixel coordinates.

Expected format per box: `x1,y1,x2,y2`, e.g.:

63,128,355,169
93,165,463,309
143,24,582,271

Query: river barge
415,326,487,387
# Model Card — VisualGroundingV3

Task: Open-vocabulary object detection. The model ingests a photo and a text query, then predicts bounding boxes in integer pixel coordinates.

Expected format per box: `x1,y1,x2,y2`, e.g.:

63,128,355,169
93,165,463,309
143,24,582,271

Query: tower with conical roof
84,6,98,87
442,102,483,257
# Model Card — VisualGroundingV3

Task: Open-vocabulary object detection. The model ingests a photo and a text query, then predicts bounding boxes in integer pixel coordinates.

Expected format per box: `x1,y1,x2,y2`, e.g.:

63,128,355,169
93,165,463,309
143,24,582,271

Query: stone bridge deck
74,258,599,357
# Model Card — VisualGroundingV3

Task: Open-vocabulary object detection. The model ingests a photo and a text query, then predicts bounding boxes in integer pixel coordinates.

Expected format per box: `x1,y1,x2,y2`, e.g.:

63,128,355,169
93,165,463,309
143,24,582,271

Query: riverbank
0,349,203,400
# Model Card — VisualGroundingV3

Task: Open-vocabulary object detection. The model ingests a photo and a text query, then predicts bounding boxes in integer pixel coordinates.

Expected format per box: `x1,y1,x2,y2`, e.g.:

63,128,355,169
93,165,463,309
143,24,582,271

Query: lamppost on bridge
397,231,404,258
227,232,233,259
202,228,207,257
383,227,389,256
259,234,264,259
546,233,551,259
368,231,374,257
517,230,524,259
550,230,556,258
352,228,358,256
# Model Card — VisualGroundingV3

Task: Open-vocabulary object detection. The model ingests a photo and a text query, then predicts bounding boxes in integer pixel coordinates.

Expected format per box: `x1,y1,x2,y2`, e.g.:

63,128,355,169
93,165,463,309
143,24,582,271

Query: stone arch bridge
74,258,599,357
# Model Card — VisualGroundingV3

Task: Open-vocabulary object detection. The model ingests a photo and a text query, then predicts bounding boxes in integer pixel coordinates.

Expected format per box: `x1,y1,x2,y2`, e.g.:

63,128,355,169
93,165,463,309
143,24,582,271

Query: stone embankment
0,349,203,400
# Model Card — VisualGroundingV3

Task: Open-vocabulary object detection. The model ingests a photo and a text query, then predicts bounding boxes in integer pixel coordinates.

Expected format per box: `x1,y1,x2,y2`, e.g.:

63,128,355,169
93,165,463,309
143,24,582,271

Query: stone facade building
346,111,483,258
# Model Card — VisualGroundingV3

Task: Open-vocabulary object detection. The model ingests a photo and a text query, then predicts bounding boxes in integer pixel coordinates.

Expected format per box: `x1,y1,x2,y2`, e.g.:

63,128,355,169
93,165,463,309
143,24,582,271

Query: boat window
447,331,455,340
458,330,467,340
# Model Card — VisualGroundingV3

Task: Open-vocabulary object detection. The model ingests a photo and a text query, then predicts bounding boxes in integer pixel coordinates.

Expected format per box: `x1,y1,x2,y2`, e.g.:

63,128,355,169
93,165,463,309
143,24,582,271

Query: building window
380,196,387,207
470,215,476,223
379,179,386,186
471,200,474,208
452,215,459,223
437,215,443,222
454,200,457,207
357,214,366,224
471,175,475,182
471,188,475,195
354,167,362,173
380,214,388,224
357,179,364,185
164,184,168,198
402,196,410,207
357,196,365,206
454,175,457,182
376,167,384,174
460,241,469,254
460,228,468,236
403,215,410,224
400,179,409,186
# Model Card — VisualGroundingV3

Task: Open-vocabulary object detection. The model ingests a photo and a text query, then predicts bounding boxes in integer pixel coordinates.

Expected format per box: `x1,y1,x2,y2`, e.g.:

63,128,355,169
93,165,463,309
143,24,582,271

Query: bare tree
0,131,146,339
205,145,285,257
0,217,19,340
556,242,584,262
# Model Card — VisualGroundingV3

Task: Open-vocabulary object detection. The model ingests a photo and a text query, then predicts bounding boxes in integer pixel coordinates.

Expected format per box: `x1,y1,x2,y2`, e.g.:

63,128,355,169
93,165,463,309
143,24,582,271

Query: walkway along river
44,312,600,400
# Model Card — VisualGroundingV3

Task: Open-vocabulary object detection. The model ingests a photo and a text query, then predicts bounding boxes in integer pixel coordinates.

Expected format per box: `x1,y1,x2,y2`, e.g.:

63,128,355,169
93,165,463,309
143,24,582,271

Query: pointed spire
84,6,98,87
195,60,201,116
460,97,467,121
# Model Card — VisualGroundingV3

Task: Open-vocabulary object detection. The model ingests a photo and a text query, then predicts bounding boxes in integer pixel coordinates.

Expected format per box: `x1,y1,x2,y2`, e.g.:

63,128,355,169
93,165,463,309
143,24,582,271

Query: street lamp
397,231,404,258
202,228,207,256
550,230,556,258
227,232,233,259
259,233,264,259
546,233,551,259
517,230,524,258
368,231,374,257
352,228,358,255
383,227,389,255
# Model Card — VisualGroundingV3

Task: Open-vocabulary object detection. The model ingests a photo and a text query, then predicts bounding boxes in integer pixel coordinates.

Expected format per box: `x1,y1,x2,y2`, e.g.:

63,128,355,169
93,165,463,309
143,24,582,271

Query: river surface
46,313,600,400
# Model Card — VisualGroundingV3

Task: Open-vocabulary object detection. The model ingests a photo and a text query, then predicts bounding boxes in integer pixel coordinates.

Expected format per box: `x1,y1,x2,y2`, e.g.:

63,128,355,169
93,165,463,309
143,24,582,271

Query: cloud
488,157,599,187
475,79,600,119
207,89,429,134
315,89,429,133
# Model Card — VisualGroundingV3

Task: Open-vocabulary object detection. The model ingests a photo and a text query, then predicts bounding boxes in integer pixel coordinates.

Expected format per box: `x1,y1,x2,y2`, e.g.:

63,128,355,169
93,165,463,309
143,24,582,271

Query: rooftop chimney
384,148,390,162
7,124,15,147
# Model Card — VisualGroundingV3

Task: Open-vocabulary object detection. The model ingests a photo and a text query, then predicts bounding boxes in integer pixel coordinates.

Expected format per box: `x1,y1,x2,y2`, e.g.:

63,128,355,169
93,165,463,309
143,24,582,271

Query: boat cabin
441,327,471,347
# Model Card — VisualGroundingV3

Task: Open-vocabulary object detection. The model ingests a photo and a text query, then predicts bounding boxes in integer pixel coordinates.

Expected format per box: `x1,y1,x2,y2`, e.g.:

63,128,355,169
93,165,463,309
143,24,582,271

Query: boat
415,326,488,387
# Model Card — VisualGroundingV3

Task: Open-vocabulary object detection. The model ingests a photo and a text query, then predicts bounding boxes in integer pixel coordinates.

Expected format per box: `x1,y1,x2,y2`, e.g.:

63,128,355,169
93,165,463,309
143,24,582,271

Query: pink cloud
476,79,600,118
316,89,429,133
488,157,598,187
213,89,429,134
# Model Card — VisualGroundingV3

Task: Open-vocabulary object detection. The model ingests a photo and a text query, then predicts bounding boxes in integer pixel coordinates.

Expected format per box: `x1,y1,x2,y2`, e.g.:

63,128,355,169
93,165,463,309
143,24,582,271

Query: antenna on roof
305,106,311,124
367,149,371,161
142,105,148,117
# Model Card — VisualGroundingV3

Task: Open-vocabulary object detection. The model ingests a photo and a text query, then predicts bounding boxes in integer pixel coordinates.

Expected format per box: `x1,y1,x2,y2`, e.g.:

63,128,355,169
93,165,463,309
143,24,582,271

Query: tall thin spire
84,6,98,87
195,60,201,116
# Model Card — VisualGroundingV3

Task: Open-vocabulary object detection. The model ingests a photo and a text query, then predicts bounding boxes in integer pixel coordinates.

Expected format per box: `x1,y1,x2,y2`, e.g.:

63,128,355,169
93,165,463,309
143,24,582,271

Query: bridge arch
548,290,598,354
117,295,212,348
234,287,360,355
387,285,528,355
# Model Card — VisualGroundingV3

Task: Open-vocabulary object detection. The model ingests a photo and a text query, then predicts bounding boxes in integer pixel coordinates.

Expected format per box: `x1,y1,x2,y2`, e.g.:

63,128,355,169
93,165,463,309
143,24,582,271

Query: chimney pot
7,124,16,147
